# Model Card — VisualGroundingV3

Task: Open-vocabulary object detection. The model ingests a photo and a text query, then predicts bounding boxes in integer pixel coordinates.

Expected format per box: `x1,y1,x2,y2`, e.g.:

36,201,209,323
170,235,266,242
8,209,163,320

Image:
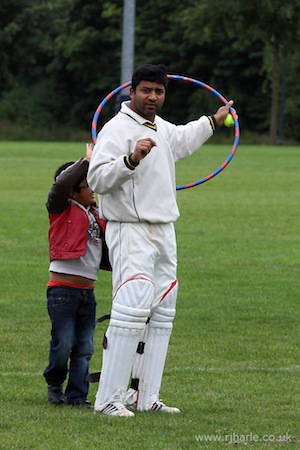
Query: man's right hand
131,138,157,163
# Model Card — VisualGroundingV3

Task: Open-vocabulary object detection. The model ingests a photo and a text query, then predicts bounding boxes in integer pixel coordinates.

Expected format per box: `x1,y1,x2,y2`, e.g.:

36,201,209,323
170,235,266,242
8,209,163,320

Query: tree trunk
269,42,280,145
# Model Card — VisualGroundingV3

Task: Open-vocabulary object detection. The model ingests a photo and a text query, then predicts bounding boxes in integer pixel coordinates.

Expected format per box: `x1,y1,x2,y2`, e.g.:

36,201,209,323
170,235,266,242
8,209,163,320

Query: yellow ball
224,114,234,128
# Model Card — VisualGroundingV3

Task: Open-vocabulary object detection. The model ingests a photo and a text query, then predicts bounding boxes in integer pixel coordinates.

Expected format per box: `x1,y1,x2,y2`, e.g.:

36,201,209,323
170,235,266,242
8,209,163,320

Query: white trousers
94,222,178,410
108,222,178,304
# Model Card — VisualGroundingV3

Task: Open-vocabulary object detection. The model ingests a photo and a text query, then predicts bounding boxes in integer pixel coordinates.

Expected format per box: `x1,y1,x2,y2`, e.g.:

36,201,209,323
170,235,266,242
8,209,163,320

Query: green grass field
0,141,299,449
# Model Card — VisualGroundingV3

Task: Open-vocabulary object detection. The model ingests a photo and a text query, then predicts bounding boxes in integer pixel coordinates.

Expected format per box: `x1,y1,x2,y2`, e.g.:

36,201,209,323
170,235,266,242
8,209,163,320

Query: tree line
1,0,300,144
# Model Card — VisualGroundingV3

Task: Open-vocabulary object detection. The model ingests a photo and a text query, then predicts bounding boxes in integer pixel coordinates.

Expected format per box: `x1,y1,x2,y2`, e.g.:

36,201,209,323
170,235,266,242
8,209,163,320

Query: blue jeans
43,285,96,402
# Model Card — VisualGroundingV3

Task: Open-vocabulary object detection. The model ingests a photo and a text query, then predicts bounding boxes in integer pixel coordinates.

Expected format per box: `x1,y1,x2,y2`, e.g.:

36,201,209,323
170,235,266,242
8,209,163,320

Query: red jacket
47,158,111,271
49,203,103,260
49,203,110,271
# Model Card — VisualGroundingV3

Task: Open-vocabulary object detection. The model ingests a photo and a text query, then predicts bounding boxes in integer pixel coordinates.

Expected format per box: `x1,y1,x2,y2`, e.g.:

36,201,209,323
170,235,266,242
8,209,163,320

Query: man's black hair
131,64,168,91
53,161,85,193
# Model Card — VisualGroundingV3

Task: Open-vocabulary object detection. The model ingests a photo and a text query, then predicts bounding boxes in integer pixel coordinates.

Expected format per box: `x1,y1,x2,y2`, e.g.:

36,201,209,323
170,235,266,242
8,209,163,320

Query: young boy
43,144,108,408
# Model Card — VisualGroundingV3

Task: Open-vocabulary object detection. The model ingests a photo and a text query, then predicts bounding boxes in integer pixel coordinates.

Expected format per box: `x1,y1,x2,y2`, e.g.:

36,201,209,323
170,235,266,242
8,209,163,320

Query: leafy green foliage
1,0,300,142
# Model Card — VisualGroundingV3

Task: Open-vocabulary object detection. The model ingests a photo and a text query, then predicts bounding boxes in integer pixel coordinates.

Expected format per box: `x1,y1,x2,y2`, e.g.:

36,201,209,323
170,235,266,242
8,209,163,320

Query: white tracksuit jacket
88,101,213,224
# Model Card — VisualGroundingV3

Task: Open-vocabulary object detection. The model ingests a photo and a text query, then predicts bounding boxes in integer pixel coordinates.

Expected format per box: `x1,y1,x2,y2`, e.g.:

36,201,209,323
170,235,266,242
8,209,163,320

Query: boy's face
129,81,166,121
70,178,96,207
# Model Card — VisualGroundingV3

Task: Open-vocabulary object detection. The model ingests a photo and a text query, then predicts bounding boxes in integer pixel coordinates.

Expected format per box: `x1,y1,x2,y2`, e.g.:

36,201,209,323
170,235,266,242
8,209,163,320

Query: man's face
129,81,166,121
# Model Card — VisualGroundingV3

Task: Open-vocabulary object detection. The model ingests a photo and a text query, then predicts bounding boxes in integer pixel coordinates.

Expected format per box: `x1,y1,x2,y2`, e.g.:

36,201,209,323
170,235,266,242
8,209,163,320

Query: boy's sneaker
48,385,66,405
150,401,180,413
95,401,134,417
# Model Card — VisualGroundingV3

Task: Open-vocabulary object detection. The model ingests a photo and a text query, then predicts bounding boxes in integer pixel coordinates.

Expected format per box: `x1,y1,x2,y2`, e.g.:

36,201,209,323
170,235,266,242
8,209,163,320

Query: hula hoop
91,75,240,190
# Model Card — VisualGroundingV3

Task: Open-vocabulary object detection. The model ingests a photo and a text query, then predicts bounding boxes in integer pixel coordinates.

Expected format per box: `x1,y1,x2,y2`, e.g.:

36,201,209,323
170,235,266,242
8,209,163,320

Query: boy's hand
85,143,93,162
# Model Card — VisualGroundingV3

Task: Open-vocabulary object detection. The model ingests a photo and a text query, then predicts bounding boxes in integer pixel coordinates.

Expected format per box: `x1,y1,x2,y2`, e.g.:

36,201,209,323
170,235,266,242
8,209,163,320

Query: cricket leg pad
136,283,178,411
124,324,149,409
94,280,153,411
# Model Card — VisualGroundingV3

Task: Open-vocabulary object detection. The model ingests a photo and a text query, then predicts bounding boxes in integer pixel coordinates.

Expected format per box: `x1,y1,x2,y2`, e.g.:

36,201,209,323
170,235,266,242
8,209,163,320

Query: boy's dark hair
53,161,85,193
131,64,168,91
54,162,74,180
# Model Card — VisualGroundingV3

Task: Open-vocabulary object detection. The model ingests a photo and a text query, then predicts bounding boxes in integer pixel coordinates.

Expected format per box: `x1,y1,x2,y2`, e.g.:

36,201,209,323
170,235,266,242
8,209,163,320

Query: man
88,64,235,417
44,144,109,408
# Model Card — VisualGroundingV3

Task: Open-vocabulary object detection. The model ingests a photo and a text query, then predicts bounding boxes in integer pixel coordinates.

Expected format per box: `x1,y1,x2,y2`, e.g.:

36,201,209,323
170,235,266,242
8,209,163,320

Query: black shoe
67,399,93,409
48,385,66,405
